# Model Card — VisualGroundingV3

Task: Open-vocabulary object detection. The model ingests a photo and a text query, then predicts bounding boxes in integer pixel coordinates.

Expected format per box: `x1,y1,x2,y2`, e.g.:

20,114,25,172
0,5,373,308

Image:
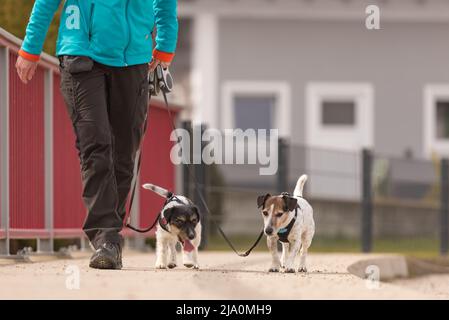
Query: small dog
257,175,315,273
142,183,202,270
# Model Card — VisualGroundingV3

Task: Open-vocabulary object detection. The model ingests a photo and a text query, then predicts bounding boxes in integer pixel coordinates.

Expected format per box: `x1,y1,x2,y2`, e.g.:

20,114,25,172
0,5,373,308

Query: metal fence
0,28,179,255
370,152,447,255
182,123,449,255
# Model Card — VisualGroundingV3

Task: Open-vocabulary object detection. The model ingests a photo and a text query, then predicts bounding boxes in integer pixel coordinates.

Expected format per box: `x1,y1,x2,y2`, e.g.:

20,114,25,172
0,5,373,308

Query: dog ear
163,207,175,222
283,196,298,212
257,193,271,208
193,206,201,222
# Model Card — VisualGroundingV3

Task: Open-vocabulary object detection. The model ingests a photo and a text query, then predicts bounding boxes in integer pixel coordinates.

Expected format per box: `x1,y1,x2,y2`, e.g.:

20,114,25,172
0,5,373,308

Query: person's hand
16,56,38,84
149,59,170,72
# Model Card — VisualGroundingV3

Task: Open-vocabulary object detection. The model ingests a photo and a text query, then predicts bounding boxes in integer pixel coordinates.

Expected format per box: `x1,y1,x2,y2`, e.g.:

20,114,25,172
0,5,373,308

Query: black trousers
59,57,149,248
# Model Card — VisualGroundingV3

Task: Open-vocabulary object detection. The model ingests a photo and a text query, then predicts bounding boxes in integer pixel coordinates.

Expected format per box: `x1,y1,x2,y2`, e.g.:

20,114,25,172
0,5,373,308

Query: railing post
440,158,449,256
361,148,373,253
39,69,54,253
194,124,208,249
277,137,289,193
0,47,10,255
182,120,192,199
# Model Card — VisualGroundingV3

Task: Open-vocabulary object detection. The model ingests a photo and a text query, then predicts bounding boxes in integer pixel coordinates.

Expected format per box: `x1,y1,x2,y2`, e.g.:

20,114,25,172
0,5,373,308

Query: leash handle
149,65,173,96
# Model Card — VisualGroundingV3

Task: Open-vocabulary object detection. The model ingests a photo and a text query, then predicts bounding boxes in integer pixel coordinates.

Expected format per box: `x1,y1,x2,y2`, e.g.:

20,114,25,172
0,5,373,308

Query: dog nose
188,232,195,240
265,226,274,235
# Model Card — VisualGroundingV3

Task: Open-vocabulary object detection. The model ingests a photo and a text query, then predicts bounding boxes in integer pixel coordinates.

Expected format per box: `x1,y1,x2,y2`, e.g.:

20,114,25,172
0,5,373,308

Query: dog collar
277,206,298,244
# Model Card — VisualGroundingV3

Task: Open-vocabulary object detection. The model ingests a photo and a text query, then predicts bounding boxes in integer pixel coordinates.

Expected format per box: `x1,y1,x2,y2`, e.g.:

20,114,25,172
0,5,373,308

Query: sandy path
392,275,449,299
0,252,446,299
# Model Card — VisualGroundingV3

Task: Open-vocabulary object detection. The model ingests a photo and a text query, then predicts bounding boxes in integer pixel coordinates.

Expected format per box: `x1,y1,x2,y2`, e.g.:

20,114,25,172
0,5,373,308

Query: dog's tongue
183,240,194,252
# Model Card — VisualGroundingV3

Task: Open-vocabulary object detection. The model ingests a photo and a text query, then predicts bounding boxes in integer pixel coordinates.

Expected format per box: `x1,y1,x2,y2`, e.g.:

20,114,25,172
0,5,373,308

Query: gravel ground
0,252,447,299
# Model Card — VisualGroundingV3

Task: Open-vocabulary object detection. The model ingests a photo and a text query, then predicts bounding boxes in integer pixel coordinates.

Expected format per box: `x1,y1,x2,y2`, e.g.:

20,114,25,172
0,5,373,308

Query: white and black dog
141,183,202,270
257,175,315,273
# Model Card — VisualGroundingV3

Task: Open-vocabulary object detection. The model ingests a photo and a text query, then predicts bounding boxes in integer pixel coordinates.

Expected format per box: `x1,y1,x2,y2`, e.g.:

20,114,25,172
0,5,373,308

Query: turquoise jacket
20,0,178,67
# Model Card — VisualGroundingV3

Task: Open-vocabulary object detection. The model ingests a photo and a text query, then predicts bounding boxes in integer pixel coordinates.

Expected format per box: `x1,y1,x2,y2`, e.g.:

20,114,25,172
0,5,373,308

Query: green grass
204,234,442,259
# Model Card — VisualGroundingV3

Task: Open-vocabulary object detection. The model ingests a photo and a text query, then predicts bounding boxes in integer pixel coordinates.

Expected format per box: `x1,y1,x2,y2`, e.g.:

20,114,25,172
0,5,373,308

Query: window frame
305,82,374,151
424,84,449,157
221,81,291,137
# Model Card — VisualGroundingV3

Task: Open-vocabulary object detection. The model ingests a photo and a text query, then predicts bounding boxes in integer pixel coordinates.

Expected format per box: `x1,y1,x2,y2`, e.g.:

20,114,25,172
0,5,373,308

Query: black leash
126,212,160,233
125,103,151,232
126,192,179,233
126,65,264,257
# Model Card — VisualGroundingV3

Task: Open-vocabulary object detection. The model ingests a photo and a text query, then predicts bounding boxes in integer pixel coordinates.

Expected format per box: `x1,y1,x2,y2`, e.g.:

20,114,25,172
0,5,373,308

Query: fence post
38,69,54,253
182,120,192,199
277,138,289,193
193,124,208,249
440,158,449,256
0,47,10,255
361,148,373,253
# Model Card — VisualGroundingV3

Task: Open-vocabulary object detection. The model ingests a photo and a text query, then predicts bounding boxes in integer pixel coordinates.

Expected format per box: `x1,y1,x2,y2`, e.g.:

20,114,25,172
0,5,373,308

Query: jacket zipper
123,0,131,66
88,3,95,41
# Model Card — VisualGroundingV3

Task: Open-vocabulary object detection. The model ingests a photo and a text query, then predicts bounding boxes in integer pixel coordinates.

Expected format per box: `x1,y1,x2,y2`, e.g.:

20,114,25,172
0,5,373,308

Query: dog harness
158,193,184,233
158,194,195,252
277,206,299,244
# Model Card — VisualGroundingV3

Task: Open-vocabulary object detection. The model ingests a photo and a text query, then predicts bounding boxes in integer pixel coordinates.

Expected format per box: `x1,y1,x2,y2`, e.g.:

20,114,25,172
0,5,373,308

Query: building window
233,95,275,131
436,101,449,139
321,101,356,126
424,85,449,157
305,82,374,151
222,81,291,137
305,83,374,201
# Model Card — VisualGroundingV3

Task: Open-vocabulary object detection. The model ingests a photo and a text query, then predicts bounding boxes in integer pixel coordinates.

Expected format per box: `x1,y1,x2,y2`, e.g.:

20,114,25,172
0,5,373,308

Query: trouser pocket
60,68,79,123
59,55,95,123
59,55,94,74
132,72,150,129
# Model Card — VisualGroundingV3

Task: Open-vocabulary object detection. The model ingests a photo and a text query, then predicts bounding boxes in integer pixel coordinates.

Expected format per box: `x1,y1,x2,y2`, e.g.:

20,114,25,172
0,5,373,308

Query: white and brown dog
142,183,202,270
257,175,315,273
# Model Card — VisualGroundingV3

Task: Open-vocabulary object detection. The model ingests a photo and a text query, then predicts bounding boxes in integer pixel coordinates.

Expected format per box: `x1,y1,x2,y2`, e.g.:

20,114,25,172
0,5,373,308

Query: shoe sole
89,256,122,270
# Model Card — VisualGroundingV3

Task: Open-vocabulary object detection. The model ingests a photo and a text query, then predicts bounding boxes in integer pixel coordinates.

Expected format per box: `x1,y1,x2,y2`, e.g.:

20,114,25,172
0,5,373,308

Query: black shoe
89,242,122,270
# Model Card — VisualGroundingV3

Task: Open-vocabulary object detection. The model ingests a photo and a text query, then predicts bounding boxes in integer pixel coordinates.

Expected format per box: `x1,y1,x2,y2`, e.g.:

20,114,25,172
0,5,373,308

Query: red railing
0,27,180,253
9,51,46,237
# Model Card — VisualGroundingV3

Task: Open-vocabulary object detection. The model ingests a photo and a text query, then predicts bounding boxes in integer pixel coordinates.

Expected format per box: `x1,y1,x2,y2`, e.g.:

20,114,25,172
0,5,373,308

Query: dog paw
268,267,279,272
155,263,167,269
284,268,296,273
298,267,307,273
167,263,177,269
193,265,200,270
184,263,194,268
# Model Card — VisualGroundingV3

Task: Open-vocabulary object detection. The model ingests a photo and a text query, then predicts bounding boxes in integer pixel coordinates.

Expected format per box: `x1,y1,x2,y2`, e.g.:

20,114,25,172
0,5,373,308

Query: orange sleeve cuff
153,49,175,63
18,49,40,62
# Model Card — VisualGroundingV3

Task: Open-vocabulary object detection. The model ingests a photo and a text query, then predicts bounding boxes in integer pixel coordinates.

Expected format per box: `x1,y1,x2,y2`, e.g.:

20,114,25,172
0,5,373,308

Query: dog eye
262,211,268,216
275,212,284,217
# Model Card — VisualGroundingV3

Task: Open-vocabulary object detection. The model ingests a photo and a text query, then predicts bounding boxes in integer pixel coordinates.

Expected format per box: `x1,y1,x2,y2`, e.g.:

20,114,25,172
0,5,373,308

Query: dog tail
142,183,170,198
293,174,308,197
